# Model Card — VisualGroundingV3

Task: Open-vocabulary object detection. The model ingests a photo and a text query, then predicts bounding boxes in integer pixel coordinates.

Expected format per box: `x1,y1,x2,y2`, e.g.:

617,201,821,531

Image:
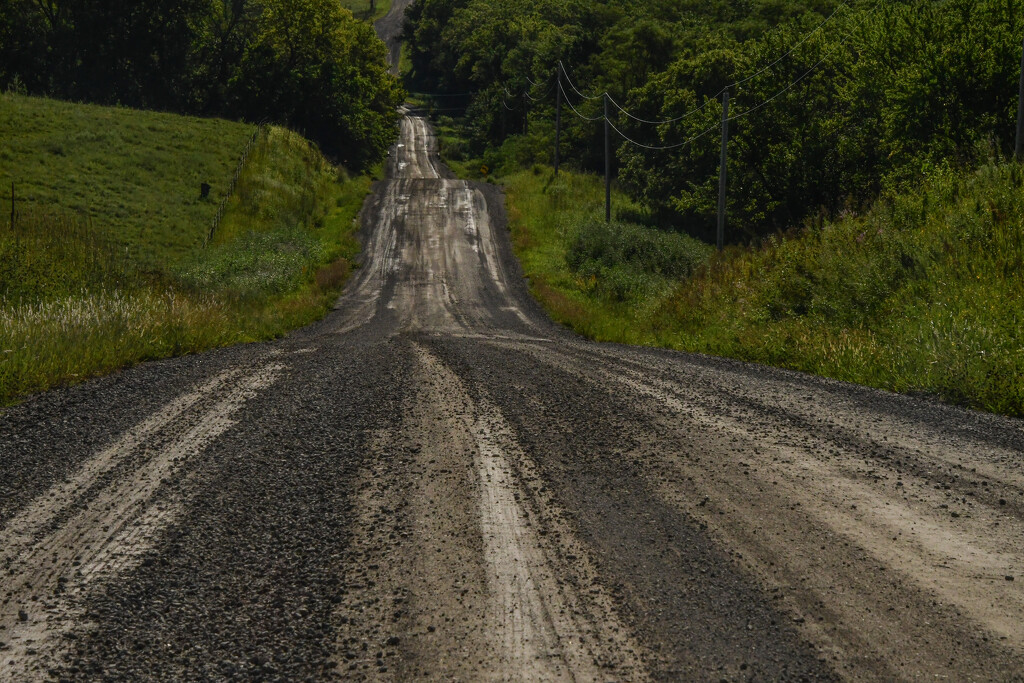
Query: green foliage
506,158,1024,417
0,209,132,305
0,95,370,405
621,0,1024,240
567,216,710,302
0,93,255,268
0,0,405,170
408,0,1024,242
338,0,392,22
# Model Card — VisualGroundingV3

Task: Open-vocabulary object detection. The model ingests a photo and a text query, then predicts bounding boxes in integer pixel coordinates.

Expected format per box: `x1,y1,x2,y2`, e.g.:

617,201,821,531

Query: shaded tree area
0,0,405,168
405,0,1024,242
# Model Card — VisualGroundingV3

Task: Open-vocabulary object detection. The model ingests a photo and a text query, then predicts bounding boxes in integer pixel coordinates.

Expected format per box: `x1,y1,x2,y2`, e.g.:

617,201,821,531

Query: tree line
405,0,1024,241
0,0,405,169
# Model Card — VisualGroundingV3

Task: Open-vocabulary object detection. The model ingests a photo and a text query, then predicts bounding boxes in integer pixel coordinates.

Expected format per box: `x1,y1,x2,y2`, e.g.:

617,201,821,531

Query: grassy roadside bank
339,0,393,22
491,157,1024,417
0,94,373,405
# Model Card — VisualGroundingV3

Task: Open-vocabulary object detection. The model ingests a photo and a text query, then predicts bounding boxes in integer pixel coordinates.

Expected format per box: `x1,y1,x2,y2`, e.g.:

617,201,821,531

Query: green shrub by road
0,94,372,405
502,162,1024,418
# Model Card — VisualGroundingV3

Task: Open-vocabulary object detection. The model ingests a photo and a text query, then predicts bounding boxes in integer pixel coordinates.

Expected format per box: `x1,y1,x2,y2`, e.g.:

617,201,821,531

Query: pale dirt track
2,8,1024,680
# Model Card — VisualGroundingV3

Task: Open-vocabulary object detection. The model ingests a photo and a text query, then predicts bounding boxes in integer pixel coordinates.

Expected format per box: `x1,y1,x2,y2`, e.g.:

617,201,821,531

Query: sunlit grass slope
339,0,392,22
0,94,255,268
0,94,372,404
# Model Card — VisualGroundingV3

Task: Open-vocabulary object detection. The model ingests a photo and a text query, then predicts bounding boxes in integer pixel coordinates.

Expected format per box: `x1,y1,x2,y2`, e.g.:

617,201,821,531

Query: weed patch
503,162,1024,417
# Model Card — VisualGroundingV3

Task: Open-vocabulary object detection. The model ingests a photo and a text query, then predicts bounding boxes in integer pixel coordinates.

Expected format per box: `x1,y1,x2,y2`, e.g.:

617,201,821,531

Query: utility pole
523,92,529,136
555,65,562,176
1017,33,1024,159
717,89,730,251
604,93,611,223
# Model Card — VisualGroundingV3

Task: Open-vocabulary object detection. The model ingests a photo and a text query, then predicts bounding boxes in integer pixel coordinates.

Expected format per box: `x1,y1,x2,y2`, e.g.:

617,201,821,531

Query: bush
567,216,711,301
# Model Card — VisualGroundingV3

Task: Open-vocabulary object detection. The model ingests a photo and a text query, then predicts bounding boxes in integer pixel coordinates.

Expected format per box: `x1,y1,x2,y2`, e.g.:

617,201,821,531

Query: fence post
555,65,562,177
605,93,611,223
9,182,14,231
717,89,730,251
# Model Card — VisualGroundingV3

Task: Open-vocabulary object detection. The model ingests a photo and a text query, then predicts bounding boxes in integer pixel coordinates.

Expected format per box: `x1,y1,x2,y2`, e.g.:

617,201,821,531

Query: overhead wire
558,60,604,101
474,0,881,154
607,116,720,151
727,0,852,92
727,0,883,123
557,80,605,122
606,92,713,126
558,0,856,127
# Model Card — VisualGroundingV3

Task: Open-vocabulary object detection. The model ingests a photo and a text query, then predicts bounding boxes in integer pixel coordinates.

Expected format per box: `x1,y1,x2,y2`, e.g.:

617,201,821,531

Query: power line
727,0,883,123
557,81,605,122
558,60,603,101
607,116,720,151
606,92,713,126
559,0,858,127
525,80,556,102
728,0,852,93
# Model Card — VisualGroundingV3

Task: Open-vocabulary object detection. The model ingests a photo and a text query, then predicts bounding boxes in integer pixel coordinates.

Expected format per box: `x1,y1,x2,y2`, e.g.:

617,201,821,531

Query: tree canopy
0,0,405,169
406,0,1024,241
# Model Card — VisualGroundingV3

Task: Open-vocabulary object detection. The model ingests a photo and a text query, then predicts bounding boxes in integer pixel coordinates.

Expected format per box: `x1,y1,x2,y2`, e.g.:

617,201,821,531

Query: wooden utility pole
604,93,611,223
555,65,562,176
717,89,730,251
523,92,529,136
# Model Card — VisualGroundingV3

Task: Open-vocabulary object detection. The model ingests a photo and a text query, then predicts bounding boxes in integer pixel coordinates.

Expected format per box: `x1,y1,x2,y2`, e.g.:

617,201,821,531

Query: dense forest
405,0,1024,241
0,0,405,168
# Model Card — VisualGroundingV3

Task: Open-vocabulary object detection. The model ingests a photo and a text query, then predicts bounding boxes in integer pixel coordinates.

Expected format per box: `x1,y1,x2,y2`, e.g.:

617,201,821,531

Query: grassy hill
0,93,372,404
1,95,255,268
339,0,392,22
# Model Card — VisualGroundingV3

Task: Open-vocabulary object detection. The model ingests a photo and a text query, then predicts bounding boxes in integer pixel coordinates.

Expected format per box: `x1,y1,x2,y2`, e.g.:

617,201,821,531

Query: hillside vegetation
1,0,405,167
339,0,393,22
0,94,370,404
414,0,1024,416
409,0,1023,238
505,164,1024,416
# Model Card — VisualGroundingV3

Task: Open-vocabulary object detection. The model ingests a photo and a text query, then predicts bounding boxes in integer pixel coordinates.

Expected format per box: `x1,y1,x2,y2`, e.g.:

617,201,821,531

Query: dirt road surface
3,7,1024,679
375,0,415,75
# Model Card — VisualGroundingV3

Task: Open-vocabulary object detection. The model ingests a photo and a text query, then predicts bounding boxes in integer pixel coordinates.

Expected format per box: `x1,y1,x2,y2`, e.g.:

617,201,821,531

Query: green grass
501,161,1024,417
339,0,392,22
503,168,712,343
0,94,374,404
0,93,255,270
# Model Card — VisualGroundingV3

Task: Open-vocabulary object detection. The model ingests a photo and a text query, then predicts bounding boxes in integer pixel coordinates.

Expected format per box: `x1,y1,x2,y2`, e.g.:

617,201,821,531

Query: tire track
0,363,282,680
481,337,1024,678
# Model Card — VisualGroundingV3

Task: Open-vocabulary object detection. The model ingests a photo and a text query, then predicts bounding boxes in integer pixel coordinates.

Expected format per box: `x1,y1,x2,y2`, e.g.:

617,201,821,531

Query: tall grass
504,163,1024,417
0,96,373,405
1,205,132,304
502,168,712,342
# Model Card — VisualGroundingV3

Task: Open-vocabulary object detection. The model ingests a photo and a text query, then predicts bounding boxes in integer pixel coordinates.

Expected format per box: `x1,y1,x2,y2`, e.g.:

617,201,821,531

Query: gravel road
3,12,1024,679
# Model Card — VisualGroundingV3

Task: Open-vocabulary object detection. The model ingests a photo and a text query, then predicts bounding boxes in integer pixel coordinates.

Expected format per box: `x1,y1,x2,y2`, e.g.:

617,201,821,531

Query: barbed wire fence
205,122,267,247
